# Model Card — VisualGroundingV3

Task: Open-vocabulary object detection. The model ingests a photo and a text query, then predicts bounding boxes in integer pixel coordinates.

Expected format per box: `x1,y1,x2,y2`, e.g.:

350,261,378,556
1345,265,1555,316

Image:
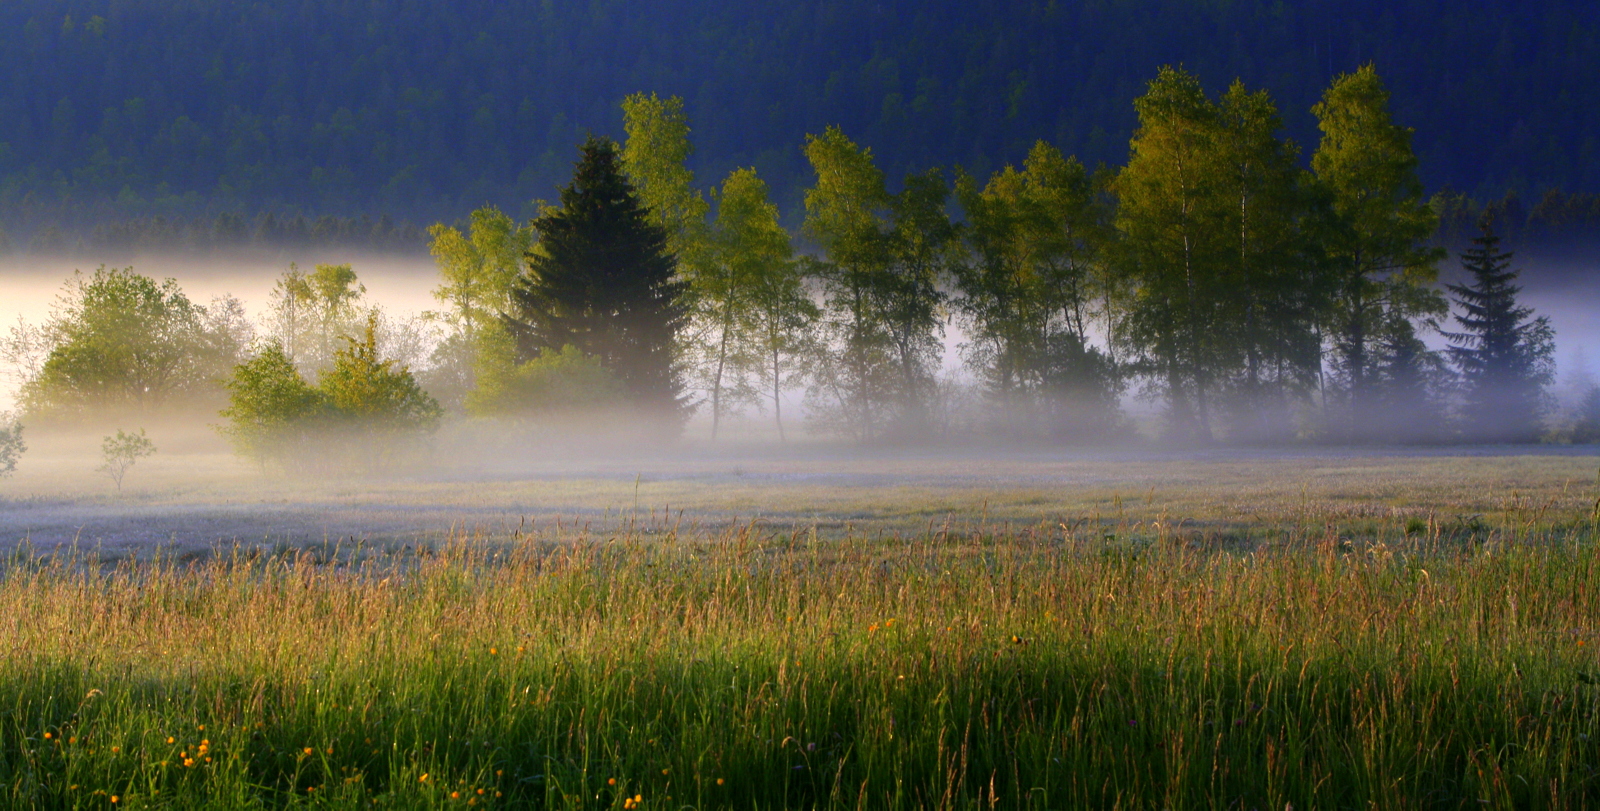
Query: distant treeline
0,0,1595,231
4,212,429,256
1435,190,1600,254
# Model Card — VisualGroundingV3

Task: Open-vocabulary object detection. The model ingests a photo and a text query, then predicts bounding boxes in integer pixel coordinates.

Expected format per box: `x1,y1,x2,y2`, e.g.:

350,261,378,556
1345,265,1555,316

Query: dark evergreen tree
1572,384,1600,444
1372,314,1450,443
507,136,690,428
1444,226,1555,442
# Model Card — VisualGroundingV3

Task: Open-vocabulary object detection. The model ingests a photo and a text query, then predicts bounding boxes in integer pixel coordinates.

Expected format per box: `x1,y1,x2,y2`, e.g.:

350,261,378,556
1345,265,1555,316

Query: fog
0,246,1597,557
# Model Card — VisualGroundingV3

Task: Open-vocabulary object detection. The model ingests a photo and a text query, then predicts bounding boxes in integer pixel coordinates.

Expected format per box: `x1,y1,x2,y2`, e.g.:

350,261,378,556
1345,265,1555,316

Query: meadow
3,437,1600,808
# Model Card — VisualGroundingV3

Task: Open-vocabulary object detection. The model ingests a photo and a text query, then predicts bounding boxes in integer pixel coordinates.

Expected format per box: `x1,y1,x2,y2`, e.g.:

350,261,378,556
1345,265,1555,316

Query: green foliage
1445,227,1556,442
220,316,441,471
316,315,444,433
19,267,250,421
218,343,329,465
621,93,712,278
0,412,22,478
802,127,953,441
1311,65,1446,437
97,428,154,491
955,140,1122,438
424,208,533,409
711,167,816,440
507,136,690,432
1112,66,1236,442
467,334,624,420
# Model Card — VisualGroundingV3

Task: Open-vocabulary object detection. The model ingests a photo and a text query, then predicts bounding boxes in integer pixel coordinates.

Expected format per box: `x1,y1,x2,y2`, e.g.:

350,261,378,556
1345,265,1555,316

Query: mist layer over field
2,410,1597,558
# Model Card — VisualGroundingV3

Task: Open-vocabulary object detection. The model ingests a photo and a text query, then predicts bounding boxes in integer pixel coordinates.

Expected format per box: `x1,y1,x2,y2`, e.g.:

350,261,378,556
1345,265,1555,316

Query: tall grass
2,511,1599,809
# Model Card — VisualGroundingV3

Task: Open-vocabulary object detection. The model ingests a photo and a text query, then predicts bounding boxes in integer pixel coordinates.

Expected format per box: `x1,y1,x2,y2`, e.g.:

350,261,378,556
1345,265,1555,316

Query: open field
3,437,1600,808
4,427,1600,554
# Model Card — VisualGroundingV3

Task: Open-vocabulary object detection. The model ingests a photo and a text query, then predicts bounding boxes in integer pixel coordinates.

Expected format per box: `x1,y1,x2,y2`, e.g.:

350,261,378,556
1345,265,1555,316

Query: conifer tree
507,136,690,429
1444,226,1555,442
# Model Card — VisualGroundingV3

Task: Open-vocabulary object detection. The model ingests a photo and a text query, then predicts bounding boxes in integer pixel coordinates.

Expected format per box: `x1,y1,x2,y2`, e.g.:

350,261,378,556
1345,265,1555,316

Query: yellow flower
450,791,460,799
110,796,119,804
489,647,497,655
304,747,314,756
717,778,725,786
608,778,617,786
183,758,195,767
419,773,430,783
44,732,53,740
167,737,176,744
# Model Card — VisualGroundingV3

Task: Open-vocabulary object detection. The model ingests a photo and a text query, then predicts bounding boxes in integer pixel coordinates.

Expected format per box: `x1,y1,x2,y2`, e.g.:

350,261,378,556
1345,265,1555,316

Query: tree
98,428,155,491
307,263,366,370
1572,384,1600,444
266,263,312,363
507,136,690,429
955,141,1120,438
728,170,818,441
621,93,711,278
1311,65,1444,440
1213,81,1330,442
1444,226,1555,442
0,412,23,478
219,343,328,466
220,315,442,471
801,126,898,441
1112,67,1234,443
701,167,815,440
21,267,250,419
467,341,624,419
426,207,533,405
264,262,366,373
1371,313,1451,443
881,168,958,432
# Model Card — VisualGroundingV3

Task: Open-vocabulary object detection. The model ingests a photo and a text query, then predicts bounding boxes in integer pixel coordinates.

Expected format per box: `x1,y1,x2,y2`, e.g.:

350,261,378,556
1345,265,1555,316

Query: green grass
5,501,1600,810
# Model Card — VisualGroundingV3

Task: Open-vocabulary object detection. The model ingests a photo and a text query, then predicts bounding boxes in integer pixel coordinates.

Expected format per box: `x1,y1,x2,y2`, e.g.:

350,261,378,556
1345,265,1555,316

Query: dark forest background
0,0,1597,253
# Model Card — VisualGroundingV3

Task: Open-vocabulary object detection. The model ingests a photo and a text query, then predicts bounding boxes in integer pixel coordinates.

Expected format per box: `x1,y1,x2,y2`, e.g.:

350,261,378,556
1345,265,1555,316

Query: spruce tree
1444,226,1555,442
507,136,690,428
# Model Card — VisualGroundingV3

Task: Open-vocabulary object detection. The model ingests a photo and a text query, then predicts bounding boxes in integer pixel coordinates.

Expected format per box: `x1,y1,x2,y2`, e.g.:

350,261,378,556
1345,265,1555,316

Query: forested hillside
0,0,1596,240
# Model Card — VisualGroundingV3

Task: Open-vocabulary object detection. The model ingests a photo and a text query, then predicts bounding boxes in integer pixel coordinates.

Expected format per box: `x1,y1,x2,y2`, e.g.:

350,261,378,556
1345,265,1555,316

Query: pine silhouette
508,136,690,430
1444,225,1555,442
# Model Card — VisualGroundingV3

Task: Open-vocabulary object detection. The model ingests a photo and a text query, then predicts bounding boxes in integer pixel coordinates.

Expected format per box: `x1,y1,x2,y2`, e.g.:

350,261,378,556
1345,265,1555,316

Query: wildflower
304,748,314,756
110,796,119,804
69,737,78,744
477,789,485,795
489,648,497,655
197,725,204,731
111,747,120,754
608,778,617,786
716,778,725,786
183,758,195,767
167,737,176,744
451,791,460,799
44,732,53,740
661,768,669,775
420,773,430,783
